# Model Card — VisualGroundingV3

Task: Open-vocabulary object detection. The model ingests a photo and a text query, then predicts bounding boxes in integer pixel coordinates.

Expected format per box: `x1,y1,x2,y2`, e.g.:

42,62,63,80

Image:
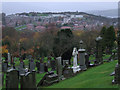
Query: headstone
72,47,81,73
63,62,74,78
29,59,35,73
37,71,58,86
20,71,36,88
18,62,25,75
44,63,48,72
36,61,40,73
78,49,87,70
50,60,56,71
112,63,120,84
85,53,89,68
63,60,69,66
6,69,19,89
110,71,115,76
2,62,8,73
56,57,64,81
40,63,44,73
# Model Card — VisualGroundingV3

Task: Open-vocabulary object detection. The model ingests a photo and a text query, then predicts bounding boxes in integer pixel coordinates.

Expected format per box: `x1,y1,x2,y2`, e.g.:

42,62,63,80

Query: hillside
87,9,118,18
46,60,119,88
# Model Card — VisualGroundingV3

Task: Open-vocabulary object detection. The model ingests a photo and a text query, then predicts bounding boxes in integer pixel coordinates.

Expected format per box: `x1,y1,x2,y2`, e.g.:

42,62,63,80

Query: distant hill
86,9,118,18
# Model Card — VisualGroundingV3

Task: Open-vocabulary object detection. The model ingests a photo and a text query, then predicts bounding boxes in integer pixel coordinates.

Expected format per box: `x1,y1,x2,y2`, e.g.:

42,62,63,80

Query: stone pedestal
72,66,81,73
78,49,87,70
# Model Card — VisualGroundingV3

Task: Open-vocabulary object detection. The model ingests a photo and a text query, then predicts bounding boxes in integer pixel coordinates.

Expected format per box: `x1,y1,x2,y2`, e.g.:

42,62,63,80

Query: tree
100,26,107,53
100,26,116,54
53,28,74,57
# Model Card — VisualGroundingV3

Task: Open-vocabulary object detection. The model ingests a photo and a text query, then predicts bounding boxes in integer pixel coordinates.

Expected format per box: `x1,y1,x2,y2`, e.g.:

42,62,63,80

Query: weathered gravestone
50,60,56,71
2,62,8,73
78,40,87,71
63,62,74,78
112,63,120,84
110,71,115,76
78,49,87,71
37,71,58,87
63,60,69,66
56,57,64,81
36,61,40,73
85,53,90,68
6,69,19,89
18,61,25,75
44,63,48,72
29,59,35,73
40,63,45,73
20,71,36,88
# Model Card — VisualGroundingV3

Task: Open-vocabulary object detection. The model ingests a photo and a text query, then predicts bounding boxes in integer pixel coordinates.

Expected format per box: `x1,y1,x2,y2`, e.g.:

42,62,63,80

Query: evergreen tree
100,26,116,54
100,26,107,53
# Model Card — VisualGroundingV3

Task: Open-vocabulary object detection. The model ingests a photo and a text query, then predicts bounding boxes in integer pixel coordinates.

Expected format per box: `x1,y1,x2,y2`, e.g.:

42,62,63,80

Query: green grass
103,54,111,60
46,60,119,88
15,25,26,30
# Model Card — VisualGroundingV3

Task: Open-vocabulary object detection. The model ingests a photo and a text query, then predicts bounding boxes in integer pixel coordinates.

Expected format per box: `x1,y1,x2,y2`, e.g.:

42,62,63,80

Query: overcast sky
1,0,120,2
2,1,118,15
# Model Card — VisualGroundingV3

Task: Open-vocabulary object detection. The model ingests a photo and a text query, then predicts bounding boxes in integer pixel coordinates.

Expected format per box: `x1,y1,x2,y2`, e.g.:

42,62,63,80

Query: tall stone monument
78,40,87,70
56,57,63,81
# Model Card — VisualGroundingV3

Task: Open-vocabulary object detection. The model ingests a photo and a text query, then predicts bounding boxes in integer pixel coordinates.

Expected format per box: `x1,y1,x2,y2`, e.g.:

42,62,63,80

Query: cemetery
1,10,120,88
1,33,120,89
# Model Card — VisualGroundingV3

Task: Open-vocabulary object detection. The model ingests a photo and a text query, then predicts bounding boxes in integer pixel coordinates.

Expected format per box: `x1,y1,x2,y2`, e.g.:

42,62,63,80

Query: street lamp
95,36,102,65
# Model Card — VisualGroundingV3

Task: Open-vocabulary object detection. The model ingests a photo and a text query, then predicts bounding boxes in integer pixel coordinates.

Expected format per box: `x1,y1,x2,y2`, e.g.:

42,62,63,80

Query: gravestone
63,62,74,78
37,71,58,86
18,62,25,75
20,71,36,88
2,62,8,73
72,47,81,73
40,63,44,73
112,63,120,84
110,71,115,76
56,57,64,81
6,69,19,89
50,60,56,71
29,59,35,73
78,49,87,70
85,53,89,68
44,63,48,72
36,61,40,73
63,60,69,66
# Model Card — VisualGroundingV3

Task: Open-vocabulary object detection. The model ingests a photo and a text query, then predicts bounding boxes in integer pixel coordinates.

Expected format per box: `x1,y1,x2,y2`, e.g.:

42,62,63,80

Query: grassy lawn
46,60,119,88
15,25,26,30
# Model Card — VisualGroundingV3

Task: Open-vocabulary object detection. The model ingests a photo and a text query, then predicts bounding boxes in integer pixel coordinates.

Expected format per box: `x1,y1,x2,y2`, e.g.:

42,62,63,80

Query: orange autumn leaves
0,45,8,54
